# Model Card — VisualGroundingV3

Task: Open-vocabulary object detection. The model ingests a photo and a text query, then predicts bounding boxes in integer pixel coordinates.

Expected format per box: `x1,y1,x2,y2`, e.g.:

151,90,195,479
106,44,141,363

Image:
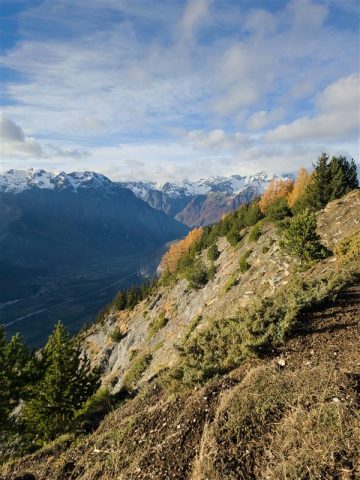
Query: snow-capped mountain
0,168,112,194
118,172,293,226
0,168,293,227
118,172,276,200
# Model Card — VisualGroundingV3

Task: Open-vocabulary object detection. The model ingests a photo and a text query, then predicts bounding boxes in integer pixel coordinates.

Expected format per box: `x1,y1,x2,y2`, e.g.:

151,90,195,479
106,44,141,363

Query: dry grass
192,365,360,480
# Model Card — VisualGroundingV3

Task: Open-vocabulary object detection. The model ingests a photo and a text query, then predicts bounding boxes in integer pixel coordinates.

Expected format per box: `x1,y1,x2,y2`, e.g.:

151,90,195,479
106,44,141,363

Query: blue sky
0,0,359,181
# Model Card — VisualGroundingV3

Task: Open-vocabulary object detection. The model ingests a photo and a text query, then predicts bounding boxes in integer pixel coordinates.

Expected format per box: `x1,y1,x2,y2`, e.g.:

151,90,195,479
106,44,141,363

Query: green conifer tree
304,154,358,211
281,209,329,264
22,321,100,440
0,327,31,427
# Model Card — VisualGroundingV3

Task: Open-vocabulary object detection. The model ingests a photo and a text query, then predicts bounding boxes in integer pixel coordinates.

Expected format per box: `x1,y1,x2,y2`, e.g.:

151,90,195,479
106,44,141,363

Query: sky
0,0,359,182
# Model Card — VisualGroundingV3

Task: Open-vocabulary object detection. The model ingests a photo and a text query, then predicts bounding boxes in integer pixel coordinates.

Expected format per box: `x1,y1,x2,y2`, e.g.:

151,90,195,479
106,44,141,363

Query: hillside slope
1,190,359,479
3,282,358,479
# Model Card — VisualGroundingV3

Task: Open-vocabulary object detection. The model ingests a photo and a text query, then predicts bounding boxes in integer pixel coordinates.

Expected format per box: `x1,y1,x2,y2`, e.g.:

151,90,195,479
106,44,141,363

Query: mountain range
0,167,292,227
0,167,292,345
118,172,293,226
0,168,188,346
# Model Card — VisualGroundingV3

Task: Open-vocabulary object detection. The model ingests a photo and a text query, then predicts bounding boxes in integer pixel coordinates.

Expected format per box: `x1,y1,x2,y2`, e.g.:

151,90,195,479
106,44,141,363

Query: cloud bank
0,0,358,180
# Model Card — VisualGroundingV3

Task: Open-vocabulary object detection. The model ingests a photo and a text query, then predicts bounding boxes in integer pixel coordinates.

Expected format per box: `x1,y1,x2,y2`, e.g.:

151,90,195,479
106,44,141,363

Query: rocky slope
80,190,360,394
1,190,359,479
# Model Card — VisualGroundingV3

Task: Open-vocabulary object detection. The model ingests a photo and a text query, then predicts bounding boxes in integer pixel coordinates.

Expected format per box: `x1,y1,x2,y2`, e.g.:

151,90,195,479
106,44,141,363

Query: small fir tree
207,244,220,261
0,327,31,427
281,209,329,264
21,321,100,440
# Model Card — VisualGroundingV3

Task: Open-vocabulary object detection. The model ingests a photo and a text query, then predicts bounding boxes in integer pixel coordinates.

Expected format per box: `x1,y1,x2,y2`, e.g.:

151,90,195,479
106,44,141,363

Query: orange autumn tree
161,227,203,273
287,167,313,207
259,178,294,213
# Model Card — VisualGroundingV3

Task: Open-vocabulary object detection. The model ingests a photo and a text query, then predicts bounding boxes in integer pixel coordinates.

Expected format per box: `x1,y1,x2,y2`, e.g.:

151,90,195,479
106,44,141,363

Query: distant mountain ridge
0,168,188,346
118,172,294,226
0,168,112,193
0,169,293,227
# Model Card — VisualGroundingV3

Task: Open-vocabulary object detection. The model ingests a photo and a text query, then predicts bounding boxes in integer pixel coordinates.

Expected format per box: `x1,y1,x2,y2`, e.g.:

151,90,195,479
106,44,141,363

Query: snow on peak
121,171,285,199
0,168,112,193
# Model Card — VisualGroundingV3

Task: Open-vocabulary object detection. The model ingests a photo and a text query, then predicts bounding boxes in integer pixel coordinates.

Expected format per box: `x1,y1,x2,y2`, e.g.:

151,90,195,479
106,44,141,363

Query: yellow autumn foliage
287,168,313,207
161,227,203,273
259,178,294,213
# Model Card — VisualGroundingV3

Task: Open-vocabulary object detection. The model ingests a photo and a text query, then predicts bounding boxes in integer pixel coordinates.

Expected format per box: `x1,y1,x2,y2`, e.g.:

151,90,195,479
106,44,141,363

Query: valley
1,250,163,347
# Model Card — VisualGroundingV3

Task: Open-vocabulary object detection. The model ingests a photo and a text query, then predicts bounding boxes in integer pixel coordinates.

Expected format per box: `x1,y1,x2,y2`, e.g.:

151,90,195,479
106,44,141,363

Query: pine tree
281,209,329,264
303,154,358,211
207,244,220,261
0,327,31,427
22,321,100,440
329,156,358,200
244,200,264,226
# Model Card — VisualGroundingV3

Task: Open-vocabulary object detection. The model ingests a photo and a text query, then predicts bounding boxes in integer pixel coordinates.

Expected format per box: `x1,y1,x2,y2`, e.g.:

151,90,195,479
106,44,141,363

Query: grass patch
122,353,153,391
149,312,169,337
239,250,251,273
194,365,360,480
223,275,239,293
109,327,125,342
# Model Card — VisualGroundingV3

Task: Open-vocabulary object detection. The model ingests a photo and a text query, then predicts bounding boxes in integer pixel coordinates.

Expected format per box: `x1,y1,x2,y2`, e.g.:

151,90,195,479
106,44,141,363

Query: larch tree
288,168,313,207
161,227,203,273
259,179,294,213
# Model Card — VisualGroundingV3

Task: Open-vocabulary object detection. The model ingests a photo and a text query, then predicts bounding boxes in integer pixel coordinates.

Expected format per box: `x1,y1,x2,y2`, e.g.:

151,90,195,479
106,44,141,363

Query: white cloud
187,129,248,151
0,114,43,158
179,0,213,43
247,109,285,130
286,0,328,30
266,74,359,142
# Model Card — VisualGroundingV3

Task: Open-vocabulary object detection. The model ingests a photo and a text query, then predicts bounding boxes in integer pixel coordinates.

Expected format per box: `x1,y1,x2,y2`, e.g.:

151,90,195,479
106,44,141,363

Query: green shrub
207,262,217,280
182,315,203,343
207,244,220,261
226,227,243,246
110,327,125,342
265,197,291,221
129,349,139,361
224,275,239,293
76,388,112,419
239,250,251,272
248,223,262,242
280,209,329,265
184,260,209,289
122,353,153,391
169,268,354,388
149,312,169,336
334,231,360,264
